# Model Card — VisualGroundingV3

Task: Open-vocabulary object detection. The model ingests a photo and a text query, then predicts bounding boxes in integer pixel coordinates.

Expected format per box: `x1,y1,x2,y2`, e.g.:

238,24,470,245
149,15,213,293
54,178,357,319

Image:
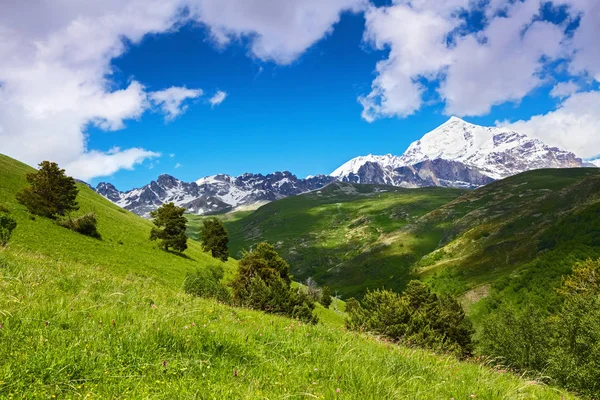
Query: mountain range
96,117,595,216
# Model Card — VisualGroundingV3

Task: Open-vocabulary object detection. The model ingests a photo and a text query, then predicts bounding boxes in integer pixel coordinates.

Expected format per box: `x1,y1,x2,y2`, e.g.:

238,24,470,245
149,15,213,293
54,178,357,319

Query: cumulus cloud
550,81,580,98
150,87,203,120
0,0,362,181
65,147,161,181
498,90,600,158
360,0,600,120
189,0,366,64
209,91,228,107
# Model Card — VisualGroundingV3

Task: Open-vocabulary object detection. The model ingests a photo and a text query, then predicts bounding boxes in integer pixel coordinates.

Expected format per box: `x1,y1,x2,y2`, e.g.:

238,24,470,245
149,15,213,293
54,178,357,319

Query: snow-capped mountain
332,116,587,187
97,117,592,216
96,172,333,217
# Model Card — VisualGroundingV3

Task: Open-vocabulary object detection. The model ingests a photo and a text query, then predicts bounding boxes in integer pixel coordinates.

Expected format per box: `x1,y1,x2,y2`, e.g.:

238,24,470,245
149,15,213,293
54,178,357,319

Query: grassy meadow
0,153,579,398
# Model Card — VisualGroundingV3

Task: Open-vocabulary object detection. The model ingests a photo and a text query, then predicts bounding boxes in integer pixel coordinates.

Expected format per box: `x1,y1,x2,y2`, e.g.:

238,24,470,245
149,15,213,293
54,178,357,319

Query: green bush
59,213,101,239
183,265,230,303
346,281,473,357
320,286,333,308
232,242,317,324
0,214,17,246
0,204,9,213
479,259,600,397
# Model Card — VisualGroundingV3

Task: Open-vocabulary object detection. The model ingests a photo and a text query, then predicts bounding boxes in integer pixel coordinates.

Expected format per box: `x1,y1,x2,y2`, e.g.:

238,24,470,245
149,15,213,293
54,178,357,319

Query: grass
0,251,574,399
221,169,600,304
0,154,578,398
222,183,467,297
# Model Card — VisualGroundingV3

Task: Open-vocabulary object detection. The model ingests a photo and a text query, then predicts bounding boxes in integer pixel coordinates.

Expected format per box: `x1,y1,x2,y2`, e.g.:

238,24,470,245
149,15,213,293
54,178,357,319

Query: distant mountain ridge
96,117,596,216
96,172,334,217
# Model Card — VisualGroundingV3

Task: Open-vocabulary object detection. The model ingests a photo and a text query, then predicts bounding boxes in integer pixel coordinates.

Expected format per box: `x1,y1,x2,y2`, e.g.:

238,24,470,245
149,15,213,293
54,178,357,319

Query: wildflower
112,319,116,327
45,321,49,326
234,370,238,377
163,360,167,368
0,324,3,329
191,322,196,327
336,388,341,393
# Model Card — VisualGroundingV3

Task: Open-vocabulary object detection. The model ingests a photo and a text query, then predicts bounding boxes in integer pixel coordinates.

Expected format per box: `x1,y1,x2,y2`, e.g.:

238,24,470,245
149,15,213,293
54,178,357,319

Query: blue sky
1,0,599,191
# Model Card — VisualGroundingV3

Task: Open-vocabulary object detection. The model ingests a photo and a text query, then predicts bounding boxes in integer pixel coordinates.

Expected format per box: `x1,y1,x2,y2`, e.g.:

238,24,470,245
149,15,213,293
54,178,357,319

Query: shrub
0,215,17,246
16,161,79,218
0,204,9,213
346,281,473,357
184,265,230,303
320,286,333,308
59,213,101,239
232,242,317,324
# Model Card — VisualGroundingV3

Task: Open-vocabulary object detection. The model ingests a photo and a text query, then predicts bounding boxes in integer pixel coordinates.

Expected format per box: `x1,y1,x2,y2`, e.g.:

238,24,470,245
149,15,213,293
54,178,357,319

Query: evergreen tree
16,161,79,218
200,217,229,261
231,242,317,324
320,286,333,308
150,203,188,252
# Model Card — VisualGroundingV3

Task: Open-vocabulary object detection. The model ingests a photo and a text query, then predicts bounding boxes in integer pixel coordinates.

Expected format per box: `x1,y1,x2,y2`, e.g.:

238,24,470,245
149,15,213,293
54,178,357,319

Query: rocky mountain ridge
96,117,595,216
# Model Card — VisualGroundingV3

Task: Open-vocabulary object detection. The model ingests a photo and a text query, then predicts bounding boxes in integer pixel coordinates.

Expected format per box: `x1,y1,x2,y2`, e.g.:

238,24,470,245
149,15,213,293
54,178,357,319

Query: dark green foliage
346,281,473,357
479,306,552,372
200,218,229,261
150,203,188,252
548,259,600,396
320,286,333,308
0,214,17,246
231,242,317,324
58,213,101,239
479,259,600,397
16,161,79,218
183,265,230,303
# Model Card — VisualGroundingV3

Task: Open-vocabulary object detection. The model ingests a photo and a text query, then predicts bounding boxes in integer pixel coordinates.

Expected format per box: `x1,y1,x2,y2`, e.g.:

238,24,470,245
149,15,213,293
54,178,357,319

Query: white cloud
65,147,161,181
360,0,599,120
0,0,362,181
209,91,228,107
550,81,580,98
498,90,600,158
174,162,183,169
150,87,203,120
189,0,366,64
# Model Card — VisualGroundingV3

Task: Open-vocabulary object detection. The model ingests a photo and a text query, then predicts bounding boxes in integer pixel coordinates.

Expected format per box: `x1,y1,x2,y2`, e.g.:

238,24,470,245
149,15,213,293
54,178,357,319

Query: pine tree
16,161,79,218
149,203,188,252
200,217,229,261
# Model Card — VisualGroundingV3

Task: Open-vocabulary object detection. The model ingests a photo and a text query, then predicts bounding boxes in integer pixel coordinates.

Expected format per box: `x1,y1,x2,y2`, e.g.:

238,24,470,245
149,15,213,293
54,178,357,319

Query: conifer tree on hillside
200,217,229,261
16,161,79,218
150,202,188,252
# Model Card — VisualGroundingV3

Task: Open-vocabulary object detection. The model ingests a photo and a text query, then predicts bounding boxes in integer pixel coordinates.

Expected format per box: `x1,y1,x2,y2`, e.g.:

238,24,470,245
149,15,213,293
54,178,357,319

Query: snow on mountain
332,117,586,187
331,154,404,184
97,172,333,217
400,116,582,179
97,117,591,216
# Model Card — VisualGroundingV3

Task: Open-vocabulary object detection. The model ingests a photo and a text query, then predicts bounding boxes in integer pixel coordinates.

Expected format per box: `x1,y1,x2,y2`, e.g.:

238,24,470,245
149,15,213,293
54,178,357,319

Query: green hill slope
225,169,600,301
224,183,468,297
0,154,574,398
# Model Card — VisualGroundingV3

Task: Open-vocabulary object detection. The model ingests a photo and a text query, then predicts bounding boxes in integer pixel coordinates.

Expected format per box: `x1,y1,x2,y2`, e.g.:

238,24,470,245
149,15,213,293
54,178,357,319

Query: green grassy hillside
224,169,600,301
0,154,574,398
223,183,468,297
